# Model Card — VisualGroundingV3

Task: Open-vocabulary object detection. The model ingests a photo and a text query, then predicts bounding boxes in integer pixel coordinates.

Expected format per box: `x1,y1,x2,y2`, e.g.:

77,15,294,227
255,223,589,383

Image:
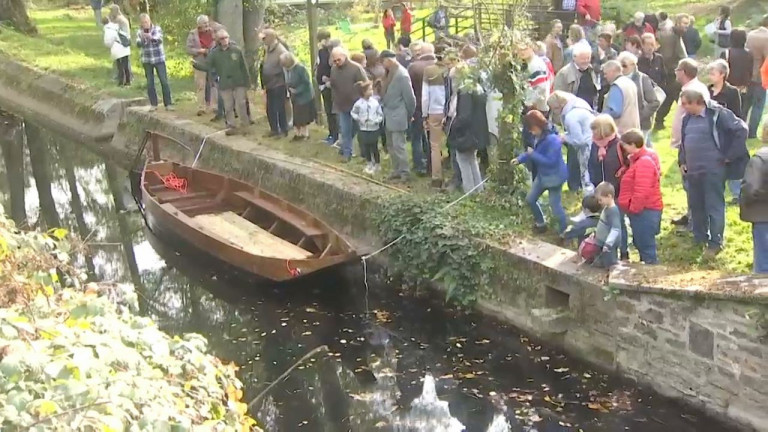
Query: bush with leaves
374,195,496,307
0,212,261,431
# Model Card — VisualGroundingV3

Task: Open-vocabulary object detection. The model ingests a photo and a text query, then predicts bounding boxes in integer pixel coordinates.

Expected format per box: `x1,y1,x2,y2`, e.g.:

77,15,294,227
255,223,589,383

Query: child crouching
561,194,601,245
350,81,383,174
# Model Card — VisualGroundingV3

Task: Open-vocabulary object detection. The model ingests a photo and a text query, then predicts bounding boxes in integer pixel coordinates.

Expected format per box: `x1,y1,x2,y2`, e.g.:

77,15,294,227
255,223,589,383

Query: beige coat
609,75,641,134
545,34,564,72
746,27,768,83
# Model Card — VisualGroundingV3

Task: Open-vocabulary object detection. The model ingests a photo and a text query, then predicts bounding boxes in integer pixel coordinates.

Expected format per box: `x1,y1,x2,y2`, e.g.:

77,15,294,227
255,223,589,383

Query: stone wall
0,54,767,431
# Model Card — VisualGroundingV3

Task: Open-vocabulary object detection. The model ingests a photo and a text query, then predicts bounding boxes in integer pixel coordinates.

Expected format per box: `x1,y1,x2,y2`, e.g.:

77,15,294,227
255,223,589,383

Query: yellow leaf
42,285,55,297
587,402,610,413
48,228,68,240
34,400,59,416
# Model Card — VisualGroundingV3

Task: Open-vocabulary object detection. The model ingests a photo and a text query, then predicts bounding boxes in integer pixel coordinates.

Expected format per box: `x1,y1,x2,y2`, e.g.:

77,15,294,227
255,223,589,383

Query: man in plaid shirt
136,13,173,111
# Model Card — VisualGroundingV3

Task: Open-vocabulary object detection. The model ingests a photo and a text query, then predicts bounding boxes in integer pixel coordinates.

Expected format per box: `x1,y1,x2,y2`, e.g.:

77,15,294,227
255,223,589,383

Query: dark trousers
385,28,396,50
266,86,288,134
409,117,427,173
321,87,338,139
687,168,726,249
379,123,388,152
656,76,680,127
744,82,767,138
116,56,131,86
358,130,381,164
142,62,172,107
566,144,581,191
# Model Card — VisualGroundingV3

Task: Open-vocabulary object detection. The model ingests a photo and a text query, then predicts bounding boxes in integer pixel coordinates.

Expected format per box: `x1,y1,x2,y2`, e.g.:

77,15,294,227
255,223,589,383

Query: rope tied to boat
147,170,188,194
286,259,302,278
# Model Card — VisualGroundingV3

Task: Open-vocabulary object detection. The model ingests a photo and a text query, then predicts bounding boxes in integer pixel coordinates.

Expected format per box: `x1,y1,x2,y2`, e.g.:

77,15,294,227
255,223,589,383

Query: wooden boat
132,131,358,282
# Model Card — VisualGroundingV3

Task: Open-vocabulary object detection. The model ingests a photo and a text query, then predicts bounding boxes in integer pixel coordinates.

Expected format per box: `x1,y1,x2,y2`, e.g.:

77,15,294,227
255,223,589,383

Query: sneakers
431,179,443,188
331,140,341,149
373,164,381,173
323,135,335,145
225,127,239,136
148,106,158,112
533,224,547,234
363,163,374,175
165,105,175,112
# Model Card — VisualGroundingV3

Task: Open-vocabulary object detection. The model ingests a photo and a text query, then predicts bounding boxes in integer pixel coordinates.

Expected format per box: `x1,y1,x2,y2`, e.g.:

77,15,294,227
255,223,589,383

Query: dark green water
0,112,735,431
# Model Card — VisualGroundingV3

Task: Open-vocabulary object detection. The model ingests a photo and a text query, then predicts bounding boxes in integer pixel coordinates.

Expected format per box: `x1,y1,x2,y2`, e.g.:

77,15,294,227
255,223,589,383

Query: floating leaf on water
553,367,569,373
583,373,592,379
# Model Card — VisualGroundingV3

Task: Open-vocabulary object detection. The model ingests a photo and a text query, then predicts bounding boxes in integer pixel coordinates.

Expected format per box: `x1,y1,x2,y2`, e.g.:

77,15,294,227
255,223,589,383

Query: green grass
1,4,765,275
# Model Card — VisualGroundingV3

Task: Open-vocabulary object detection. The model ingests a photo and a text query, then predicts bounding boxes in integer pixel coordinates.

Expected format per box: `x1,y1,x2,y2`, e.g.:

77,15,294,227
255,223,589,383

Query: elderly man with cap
193,29,250,136
380,49,416,181
186,15,221,116
260,29,290,137
329,46,368,162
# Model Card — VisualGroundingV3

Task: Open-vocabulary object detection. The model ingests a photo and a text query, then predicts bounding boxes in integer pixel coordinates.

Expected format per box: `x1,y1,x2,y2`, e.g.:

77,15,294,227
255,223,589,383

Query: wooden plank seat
233,191,324,237
193,212,312,259
154,190,211,204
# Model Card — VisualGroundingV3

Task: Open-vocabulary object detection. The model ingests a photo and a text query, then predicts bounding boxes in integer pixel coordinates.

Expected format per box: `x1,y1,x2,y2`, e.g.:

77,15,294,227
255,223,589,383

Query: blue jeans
409,118,427,173
627,209,662,264
526,177,567,233
338,111,354,159
687,168,726,249
754,222,768,274
142,62,172,108
745,82,766,138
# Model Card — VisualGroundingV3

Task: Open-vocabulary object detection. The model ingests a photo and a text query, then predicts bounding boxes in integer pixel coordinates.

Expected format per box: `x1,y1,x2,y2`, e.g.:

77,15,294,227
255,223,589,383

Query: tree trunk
243,0,266,86
218,0,245,47
0,112,27,227
0,0,38,35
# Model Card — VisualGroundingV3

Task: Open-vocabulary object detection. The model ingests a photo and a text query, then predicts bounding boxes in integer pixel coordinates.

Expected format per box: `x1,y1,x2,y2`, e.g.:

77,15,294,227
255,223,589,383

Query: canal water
0,114,735,432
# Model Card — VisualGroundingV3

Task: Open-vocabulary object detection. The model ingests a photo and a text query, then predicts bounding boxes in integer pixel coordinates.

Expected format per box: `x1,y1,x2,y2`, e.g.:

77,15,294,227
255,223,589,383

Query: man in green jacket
193,29,250,135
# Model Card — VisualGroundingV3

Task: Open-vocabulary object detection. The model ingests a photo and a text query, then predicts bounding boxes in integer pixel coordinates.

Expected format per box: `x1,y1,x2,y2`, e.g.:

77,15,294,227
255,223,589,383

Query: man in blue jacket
678,89,749,256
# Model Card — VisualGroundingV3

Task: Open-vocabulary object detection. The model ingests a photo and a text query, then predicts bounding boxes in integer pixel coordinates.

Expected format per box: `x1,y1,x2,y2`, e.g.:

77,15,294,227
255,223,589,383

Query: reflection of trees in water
25,122,60,228
59,140,96,278
0,111,27,226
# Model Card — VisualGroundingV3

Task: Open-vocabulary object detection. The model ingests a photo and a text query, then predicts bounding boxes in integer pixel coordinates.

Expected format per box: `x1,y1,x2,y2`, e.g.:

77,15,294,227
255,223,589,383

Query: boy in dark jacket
561,194,602,245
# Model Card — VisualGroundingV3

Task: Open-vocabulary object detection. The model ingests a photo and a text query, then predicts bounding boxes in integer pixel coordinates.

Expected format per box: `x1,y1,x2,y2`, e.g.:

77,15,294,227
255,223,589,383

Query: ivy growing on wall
374,195,496,307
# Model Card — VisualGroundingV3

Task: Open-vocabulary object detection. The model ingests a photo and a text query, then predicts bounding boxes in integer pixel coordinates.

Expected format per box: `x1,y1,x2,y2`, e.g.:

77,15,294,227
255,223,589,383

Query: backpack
118,30,131,48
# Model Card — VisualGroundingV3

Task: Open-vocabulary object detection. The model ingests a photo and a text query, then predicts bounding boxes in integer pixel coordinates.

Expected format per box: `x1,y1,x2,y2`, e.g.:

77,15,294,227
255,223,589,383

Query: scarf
594,133,616,161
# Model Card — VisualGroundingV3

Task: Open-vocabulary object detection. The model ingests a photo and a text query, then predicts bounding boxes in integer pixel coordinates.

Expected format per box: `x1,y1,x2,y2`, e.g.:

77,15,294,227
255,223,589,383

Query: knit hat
379,50,397,59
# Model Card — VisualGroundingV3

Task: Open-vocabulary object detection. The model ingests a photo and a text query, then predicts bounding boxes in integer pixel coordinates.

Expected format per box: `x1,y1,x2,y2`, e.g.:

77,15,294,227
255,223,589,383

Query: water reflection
0,115,737,432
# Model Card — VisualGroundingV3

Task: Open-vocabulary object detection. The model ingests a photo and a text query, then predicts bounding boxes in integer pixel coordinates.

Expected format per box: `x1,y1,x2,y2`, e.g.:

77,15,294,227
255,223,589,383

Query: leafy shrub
0,213,261,431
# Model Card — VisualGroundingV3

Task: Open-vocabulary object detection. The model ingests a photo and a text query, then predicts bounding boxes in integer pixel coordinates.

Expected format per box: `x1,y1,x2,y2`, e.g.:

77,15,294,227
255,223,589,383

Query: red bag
578,234,600,262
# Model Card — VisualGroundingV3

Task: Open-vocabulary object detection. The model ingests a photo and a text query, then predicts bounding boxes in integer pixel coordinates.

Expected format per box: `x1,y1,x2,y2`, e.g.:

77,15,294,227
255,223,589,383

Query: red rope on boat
147,170,188,194
286,260,301,278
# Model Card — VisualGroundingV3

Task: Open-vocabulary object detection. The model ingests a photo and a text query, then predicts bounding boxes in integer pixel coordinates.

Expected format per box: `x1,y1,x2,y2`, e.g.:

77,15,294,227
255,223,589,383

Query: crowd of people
526,6,768,271
95,2,768,272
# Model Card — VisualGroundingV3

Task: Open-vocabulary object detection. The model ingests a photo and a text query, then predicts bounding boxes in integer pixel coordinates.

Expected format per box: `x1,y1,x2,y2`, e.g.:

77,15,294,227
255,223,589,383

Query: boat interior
143,161,347,260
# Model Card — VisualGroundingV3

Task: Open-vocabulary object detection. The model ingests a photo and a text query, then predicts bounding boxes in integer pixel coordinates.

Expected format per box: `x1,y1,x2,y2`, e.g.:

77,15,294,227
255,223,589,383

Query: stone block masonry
1,54,767,432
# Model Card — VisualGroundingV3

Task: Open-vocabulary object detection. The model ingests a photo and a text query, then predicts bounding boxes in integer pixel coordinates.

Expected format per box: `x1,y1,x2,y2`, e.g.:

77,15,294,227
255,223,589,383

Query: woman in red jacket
382,9,397,50
618,129,663,264
400,3,413,38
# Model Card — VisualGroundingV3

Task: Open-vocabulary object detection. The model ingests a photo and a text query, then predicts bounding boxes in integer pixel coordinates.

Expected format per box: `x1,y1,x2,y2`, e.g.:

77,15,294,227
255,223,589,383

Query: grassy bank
0,4,765,275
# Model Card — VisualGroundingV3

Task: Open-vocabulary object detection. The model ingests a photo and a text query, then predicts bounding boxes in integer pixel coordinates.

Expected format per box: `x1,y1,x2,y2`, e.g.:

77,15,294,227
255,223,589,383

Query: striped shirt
136,25,166,65
525,55,551,111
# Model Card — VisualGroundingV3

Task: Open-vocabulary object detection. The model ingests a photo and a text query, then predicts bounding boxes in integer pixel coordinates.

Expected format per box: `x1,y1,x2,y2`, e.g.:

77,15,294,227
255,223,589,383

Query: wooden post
307,0,324,126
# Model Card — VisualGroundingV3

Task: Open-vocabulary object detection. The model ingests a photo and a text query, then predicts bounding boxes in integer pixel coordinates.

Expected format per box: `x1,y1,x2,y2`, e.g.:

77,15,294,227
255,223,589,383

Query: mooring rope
359,175,491,314
192,129,227,168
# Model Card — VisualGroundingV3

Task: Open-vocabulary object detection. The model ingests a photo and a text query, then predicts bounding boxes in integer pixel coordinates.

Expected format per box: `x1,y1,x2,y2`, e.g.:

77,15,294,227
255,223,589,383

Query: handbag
578,234,601,262
118,31,131,48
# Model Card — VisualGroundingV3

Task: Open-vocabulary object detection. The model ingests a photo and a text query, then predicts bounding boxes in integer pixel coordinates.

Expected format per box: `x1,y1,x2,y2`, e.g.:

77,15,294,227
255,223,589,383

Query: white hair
196,15,209,25
280,51,296,67
216,29,229,39
331,46,349,57
708,59,729,77
617,51,638,66
602,60,622,73
571,43,592,59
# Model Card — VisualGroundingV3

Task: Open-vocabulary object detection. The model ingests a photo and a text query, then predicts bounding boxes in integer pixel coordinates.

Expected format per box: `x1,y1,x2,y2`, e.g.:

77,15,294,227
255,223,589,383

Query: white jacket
103,22,131,60
350,97,383,131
